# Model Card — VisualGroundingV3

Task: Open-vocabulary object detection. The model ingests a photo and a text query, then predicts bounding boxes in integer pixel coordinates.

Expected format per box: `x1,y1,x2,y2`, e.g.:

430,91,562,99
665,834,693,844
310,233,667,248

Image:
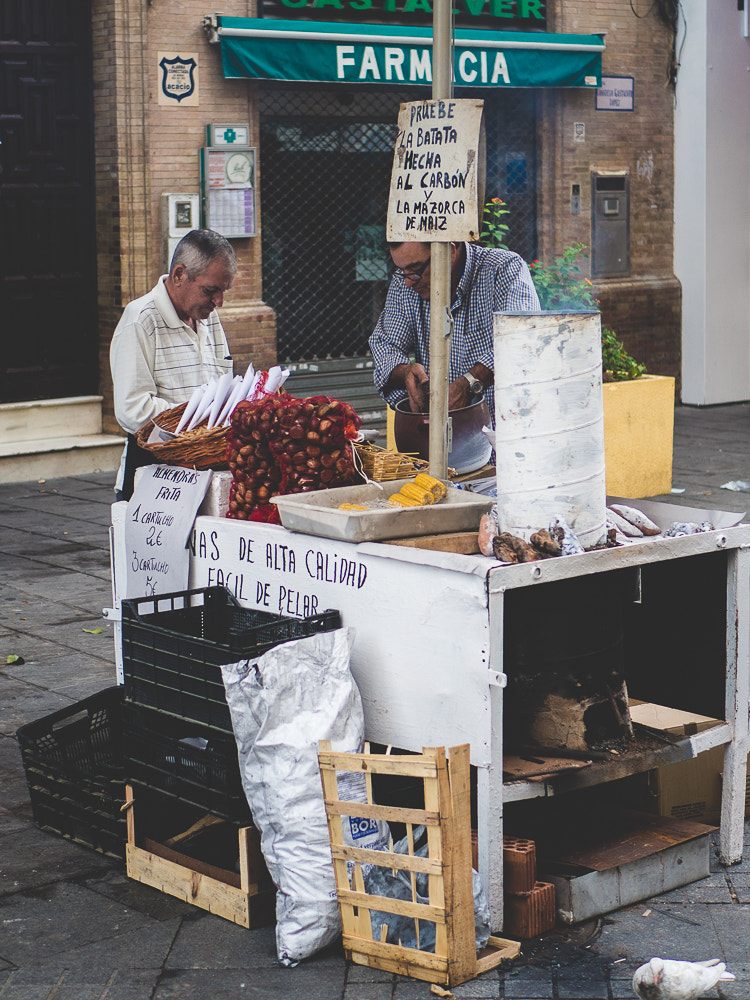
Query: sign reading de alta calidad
387,99,484,242
158,52,199,106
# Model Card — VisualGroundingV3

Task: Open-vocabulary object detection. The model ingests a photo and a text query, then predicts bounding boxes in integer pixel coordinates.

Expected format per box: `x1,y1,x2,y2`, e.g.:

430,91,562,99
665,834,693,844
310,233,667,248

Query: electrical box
591,171,629,278
161,193,200,272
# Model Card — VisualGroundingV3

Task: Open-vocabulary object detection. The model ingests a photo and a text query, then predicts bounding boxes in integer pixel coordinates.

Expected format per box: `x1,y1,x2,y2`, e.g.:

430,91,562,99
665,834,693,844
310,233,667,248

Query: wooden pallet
318,743,520,987
123,785,275,929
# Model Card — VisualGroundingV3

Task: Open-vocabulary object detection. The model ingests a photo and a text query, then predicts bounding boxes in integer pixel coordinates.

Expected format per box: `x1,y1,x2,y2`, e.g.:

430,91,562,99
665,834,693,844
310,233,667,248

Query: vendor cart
110,500,750,931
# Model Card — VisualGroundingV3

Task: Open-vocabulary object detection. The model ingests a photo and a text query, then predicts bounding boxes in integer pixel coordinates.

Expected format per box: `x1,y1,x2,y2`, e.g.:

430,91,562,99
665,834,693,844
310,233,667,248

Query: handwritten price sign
125,465,213,598
387,98,484,243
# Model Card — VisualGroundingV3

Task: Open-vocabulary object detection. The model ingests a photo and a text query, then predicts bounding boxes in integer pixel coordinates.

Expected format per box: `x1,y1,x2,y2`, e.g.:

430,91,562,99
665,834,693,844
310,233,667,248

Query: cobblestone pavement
2,403,750,999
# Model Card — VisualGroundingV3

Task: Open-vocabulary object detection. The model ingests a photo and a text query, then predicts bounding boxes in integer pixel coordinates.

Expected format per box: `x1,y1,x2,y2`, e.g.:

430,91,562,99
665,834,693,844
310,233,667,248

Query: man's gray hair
170,229,237,279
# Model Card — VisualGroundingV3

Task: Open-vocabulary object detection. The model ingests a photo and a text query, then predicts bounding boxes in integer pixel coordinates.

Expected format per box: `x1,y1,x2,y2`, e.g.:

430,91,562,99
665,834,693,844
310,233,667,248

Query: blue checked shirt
370,242,539,426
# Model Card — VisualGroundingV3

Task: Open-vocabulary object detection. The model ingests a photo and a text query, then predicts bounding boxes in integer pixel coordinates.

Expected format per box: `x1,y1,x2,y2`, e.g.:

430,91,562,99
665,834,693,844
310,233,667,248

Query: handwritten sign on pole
387,98,484,243
125,465,213,598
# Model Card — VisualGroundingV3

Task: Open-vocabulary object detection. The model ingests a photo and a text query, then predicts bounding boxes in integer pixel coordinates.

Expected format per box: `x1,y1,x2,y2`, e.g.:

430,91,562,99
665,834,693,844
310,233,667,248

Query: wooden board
502,754,591,780
381,531,480,554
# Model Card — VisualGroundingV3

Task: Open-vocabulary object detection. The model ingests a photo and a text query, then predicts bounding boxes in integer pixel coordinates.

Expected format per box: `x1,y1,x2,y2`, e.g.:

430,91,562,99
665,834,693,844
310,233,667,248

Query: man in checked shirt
369,240,539,425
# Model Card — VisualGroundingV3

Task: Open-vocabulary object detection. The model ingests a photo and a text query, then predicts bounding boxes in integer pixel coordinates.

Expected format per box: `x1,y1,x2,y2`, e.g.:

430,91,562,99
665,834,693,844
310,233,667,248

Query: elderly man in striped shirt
110,229,237,500
369,240,539,425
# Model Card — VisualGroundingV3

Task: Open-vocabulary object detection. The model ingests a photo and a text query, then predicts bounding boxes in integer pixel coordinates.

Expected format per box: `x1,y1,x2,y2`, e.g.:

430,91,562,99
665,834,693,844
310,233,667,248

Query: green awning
212,16,604,89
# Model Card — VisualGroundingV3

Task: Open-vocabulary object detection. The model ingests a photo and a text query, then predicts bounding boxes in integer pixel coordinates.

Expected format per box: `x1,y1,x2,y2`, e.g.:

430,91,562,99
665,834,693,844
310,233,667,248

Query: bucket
493,311,606,548
393,396,492,474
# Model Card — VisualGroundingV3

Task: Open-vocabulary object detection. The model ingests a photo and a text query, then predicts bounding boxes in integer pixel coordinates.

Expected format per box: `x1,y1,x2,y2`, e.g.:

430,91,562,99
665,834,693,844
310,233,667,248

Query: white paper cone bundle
187,378,218,431
175,384,205,434
206,371,235,428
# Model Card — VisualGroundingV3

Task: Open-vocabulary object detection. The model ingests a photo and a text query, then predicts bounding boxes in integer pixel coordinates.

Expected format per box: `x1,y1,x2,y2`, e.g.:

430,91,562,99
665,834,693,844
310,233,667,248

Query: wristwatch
462,373,484,396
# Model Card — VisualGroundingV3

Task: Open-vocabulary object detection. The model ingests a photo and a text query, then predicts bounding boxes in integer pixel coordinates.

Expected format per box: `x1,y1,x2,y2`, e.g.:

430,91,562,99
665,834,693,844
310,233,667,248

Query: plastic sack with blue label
221,627,389,966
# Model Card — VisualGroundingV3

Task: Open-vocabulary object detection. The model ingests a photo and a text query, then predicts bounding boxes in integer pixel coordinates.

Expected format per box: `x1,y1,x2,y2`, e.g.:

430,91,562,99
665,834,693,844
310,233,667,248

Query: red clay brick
504,881,556,939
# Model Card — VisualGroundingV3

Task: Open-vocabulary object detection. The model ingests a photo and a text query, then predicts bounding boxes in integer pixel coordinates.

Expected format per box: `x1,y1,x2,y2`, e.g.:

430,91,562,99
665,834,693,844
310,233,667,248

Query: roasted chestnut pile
226,394,362,521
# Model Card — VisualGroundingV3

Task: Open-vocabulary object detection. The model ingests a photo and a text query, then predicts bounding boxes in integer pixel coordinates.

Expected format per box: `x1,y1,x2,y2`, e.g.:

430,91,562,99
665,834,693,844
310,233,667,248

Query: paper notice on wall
125,466,213,598
386,98,484,243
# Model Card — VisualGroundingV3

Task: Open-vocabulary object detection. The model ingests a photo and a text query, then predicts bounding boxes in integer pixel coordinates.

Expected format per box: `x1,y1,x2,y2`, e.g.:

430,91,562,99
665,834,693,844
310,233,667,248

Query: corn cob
413,472,447,500
338,503,369,511
387,492,422,508
399,482,435,505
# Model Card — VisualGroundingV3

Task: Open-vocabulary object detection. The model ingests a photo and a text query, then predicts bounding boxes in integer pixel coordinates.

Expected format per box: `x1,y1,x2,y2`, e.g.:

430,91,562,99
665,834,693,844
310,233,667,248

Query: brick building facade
90,0,680,436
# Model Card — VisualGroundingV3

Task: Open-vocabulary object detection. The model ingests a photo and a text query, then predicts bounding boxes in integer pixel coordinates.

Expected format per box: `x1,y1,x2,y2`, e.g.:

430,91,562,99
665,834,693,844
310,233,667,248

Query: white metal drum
493,311,607,548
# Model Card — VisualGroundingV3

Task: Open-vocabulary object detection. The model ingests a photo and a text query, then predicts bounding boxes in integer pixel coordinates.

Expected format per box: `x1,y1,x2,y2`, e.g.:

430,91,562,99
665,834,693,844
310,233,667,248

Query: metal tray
271,480,494,543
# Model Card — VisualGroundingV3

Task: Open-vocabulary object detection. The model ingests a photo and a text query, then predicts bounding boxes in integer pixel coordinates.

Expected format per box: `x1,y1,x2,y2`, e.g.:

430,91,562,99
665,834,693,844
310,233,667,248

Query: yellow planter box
603,374,675,499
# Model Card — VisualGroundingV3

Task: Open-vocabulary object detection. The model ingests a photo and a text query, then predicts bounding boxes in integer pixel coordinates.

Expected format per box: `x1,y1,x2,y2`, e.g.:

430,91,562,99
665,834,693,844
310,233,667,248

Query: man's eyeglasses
392,257,431,282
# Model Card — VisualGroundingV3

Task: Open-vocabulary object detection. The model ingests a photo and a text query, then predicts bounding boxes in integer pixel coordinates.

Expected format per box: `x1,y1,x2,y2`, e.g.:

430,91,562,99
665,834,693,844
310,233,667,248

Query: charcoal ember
518,547,543,563
530,528,562,558
493,538,519,563
497,532,542,563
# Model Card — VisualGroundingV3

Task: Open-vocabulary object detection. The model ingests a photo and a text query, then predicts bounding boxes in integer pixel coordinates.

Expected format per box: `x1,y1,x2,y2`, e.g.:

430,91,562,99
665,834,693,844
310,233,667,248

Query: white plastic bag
365,825,491,953
221,627,387,966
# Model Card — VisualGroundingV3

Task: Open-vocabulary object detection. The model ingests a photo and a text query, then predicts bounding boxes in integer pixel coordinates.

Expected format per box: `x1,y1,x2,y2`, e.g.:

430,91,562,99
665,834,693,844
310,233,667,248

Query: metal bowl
393,395,493,474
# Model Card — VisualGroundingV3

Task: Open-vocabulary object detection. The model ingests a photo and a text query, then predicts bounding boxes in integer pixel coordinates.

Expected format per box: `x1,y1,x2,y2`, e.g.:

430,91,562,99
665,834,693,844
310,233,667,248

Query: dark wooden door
0,0,98,403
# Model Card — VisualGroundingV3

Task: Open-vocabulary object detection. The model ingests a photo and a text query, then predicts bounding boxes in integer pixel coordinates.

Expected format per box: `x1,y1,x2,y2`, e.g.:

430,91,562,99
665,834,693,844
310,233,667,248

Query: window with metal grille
259,84,538,365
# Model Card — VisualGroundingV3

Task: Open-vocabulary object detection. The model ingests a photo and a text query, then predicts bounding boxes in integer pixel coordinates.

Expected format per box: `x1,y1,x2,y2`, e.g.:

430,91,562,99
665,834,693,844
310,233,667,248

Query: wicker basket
135,402,229,471
353,441,458,481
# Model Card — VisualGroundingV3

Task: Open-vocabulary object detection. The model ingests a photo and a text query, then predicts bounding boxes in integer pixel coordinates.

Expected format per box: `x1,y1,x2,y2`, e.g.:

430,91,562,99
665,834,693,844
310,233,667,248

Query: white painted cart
110,504,750,930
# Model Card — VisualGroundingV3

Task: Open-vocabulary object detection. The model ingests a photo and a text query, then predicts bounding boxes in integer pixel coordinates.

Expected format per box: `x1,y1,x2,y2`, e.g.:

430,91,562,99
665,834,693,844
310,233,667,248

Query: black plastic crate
16,687,126,859
122,701,251,822
121,586,341,733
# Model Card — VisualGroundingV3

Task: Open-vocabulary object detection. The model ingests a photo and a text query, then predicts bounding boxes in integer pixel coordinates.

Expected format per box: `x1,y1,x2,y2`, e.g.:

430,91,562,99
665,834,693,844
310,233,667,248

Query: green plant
528,243,598,310
601,327,647,381
479,203,646,380
478,197,511,249
529,244,645,380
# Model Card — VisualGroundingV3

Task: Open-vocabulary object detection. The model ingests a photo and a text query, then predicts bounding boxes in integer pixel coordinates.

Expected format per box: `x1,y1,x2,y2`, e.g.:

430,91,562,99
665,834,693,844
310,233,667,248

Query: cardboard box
628,701,743,825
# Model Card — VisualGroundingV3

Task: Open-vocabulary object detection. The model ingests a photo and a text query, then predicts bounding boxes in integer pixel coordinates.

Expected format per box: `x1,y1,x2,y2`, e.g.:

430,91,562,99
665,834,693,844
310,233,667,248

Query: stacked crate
17,686,128,859
18,585,341,929
119,586,340,927
502,837,556,939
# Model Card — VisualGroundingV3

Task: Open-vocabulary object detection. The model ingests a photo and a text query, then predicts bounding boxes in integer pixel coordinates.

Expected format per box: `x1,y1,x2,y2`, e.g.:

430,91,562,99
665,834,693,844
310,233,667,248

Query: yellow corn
399,482,435,505
413,473,447,499
338,503,369,511
387,492,422,508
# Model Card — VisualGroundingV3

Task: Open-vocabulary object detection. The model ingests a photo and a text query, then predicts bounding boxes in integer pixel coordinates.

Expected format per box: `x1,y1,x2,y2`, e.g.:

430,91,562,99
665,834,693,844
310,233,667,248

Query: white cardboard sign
187,516,493,764
387,98,483,243
125,465,213,598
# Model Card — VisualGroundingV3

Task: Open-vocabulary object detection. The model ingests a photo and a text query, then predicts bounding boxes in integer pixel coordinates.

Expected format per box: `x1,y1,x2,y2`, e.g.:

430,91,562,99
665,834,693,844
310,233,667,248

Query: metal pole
428,0,453,479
